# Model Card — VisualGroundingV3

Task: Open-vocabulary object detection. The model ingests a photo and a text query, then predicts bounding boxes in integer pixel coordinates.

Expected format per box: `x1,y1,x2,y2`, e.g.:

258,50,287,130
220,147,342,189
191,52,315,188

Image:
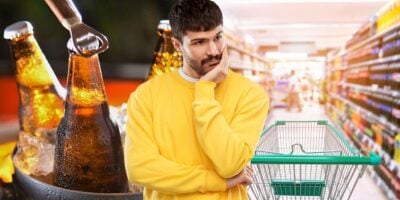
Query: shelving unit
325,1,400,199
327,105,398,200
326,102,400,200
224,30,272,85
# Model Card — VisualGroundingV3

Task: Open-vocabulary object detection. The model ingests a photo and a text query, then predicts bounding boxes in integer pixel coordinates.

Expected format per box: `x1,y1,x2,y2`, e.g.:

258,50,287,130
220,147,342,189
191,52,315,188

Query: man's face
179,25,225,78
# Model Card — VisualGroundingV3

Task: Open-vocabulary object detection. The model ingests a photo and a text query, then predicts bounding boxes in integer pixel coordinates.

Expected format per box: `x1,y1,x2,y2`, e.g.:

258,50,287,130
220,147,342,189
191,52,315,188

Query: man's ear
172,37,182,52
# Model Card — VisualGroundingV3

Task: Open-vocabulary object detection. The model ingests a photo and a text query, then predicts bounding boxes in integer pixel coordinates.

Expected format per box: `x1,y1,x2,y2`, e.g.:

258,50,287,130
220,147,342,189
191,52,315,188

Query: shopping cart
249,120,380,200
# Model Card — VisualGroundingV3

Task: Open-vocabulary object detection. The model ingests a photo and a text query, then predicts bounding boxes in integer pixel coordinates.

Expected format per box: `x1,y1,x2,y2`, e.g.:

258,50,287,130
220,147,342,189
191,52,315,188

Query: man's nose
206,42,219,56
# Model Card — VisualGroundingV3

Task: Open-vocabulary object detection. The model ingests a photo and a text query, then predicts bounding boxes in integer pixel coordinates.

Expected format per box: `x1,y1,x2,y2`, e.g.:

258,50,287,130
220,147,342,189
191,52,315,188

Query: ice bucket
14,166,143,200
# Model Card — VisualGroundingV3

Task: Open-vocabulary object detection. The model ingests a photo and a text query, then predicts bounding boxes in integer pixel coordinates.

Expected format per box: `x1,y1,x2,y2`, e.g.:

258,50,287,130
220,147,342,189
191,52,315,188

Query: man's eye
194,41,203,45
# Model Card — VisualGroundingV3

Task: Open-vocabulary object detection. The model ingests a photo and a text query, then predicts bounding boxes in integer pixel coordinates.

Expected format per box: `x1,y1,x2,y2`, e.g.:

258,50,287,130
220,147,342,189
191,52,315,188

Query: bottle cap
158,20,171,31
67,35,100,55
3,21,34,40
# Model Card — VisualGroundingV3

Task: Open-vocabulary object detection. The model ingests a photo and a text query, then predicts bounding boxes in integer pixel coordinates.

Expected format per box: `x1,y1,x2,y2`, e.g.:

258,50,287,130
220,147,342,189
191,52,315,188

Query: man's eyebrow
191,38,207,43
190,31,224,42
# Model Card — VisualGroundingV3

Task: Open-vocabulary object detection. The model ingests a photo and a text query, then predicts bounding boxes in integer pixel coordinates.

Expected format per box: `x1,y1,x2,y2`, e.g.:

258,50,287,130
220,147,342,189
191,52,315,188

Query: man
287,69,302,112
124,0,269,199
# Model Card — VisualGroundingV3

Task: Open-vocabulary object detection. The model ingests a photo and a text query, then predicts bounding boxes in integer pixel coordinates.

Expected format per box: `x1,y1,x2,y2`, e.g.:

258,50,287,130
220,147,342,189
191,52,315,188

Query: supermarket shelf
329,23,400,62
328,92,399,135
329,55,400,72
343,82,400,98
229,63,268,73
358,89,397,105
345,22,400,54
330,67,345,72
327,103,400,179
327,81,340,85
325,4,400,199
328,105,398,200
371,62,400,71
346,54,400,70
225,38,271,86
227,41,270,64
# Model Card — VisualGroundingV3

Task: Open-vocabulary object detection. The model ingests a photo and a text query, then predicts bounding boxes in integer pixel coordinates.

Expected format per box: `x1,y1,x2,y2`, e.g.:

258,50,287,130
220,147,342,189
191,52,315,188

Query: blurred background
0,0,176,119
1,1,400,199
0,0,175,75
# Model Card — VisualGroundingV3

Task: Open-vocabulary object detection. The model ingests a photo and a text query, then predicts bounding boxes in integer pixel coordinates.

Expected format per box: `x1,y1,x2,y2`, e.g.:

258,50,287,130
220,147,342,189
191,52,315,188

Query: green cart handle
251,151,381,165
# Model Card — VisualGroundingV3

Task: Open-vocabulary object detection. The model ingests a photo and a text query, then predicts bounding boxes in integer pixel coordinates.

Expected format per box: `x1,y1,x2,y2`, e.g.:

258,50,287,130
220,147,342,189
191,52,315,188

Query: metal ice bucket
14,166,143,200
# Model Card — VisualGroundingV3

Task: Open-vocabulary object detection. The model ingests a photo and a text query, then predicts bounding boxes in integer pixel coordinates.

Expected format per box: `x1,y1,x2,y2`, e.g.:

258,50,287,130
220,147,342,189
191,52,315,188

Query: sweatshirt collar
178,67,199,83
174,67,233,89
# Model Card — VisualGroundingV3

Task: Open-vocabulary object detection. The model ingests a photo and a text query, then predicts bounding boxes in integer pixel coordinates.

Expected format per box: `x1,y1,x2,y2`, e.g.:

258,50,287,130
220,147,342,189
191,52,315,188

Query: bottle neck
159,29,175,53
10,34,65,95
66,52,107,107
147,29,183,79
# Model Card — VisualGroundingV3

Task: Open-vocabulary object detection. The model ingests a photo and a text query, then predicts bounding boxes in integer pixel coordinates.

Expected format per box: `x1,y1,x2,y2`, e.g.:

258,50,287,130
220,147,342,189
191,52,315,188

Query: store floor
264,101,388,200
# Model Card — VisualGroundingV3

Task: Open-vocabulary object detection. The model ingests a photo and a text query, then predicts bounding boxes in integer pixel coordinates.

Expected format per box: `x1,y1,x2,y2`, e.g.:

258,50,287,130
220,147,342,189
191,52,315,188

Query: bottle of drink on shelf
54,38,129,193
147,20,182,79
3,21,65,175
394,133,400,163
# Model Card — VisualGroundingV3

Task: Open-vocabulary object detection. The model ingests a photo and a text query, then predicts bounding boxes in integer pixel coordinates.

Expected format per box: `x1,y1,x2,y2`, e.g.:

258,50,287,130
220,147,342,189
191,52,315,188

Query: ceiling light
265,52,308,60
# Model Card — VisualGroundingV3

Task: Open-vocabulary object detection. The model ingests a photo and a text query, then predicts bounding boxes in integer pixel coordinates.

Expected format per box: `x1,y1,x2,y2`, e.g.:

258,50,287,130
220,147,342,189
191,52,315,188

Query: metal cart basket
249,120,380,200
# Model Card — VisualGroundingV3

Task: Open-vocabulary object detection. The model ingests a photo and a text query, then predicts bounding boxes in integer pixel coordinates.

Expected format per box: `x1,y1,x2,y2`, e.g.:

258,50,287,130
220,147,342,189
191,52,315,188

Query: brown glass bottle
54,38,129,193
3,21,65,137
147,20,182,79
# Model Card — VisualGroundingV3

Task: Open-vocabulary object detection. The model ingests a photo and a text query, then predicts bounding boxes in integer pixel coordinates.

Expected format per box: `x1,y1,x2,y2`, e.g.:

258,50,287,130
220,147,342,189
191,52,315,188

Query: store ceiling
215,0,390,55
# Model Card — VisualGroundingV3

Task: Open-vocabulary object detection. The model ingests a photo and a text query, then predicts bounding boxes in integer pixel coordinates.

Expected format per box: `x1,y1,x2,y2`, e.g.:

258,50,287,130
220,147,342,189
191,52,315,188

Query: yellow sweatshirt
124,69,269,200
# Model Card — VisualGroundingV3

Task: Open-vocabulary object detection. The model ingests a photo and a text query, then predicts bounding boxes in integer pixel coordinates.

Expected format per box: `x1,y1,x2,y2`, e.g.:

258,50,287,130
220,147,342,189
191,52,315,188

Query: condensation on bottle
3,21,65,175
54,38,129,193
147,20,182,80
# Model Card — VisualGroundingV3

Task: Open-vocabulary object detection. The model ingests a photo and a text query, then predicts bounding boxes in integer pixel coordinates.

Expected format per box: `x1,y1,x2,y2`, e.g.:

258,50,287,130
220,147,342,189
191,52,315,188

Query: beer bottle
3,21,65,137
147,20,182,79
54,38,129,193
3,21,65,175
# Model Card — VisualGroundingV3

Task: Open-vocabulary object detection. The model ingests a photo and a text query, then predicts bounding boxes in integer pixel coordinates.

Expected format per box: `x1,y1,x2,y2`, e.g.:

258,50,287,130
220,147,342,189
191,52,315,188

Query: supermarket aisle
264,103,388,200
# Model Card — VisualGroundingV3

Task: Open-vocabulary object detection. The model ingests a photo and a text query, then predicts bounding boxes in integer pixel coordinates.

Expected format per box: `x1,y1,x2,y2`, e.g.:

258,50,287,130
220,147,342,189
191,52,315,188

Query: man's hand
227,166,254,189
199,45,229,84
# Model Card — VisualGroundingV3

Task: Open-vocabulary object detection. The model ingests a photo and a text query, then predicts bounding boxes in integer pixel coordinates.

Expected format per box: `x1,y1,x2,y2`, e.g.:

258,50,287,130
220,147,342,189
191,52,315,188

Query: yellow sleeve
0,141,16,183
193,81,269,178
124,84,226,194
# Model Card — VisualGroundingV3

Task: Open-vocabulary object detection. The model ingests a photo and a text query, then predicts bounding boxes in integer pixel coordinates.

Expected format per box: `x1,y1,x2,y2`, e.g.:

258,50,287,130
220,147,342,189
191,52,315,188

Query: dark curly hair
168,0,223,42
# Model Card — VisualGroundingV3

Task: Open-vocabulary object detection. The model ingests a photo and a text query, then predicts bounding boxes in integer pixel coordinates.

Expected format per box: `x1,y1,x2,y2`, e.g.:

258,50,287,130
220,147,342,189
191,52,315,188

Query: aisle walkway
264,103,388,200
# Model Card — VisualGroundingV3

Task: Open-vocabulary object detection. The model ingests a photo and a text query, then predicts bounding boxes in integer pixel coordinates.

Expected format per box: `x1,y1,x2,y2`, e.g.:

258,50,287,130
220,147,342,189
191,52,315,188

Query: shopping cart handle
251,152,381,165
368,151,381,165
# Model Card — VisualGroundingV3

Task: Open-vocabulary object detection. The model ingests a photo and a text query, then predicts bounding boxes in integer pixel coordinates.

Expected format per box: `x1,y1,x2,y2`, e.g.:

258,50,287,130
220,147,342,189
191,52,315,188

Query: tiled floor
264,102,388,200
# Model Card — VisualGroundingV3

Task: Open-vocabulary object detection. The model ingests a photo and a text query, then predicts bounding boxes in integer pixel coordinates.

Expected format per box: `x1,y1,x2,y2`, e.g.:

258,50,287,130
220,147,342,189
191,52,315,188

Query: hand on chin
200,49,229,83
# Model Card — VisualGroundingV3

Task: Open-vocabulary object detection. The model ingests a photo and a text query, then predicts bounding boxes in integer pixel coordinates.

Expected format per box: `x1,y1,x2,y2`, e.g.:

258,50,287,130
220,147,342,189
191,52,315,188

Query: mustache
201,53,222,65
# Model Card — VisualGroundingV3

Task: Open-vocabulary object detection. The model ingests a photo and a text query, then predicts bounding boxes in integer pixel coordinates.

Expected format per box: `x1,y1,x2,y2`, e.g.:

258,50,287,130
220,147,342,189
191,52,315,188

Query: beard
184,53,223,76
